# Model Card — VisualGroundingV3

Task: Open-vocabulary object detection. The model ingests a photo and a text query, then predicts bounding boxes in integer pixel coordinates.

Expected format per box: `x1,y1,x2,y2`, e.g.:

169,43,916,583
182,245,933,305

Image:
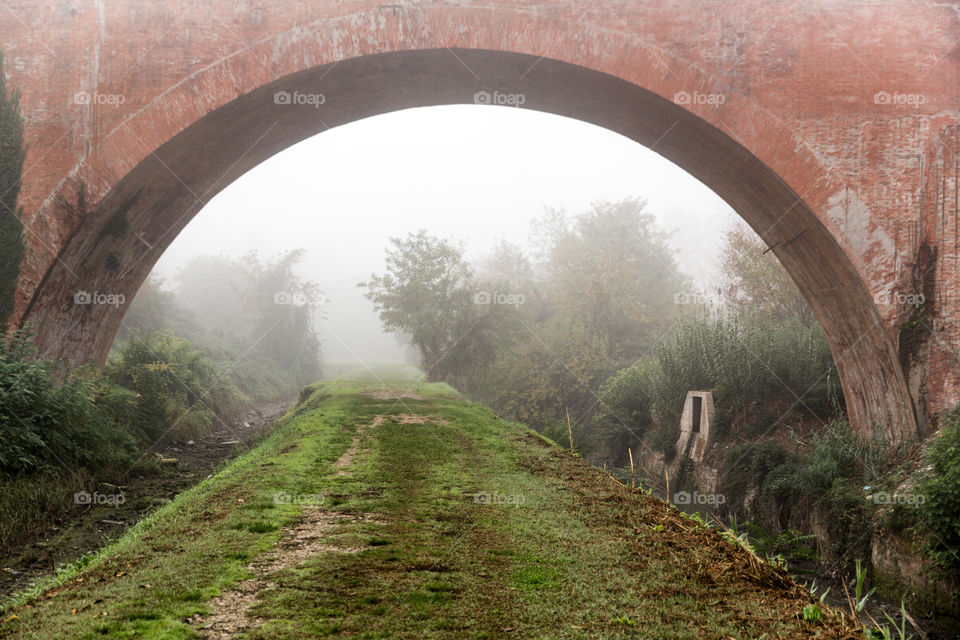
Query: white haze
150,105,738,361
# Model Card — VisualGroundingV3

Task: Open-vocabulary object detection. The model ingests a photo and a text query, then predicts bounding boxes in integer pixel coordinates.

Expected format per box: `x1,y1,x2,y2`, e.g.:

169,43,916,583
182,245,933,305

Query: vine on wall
0,52,25,329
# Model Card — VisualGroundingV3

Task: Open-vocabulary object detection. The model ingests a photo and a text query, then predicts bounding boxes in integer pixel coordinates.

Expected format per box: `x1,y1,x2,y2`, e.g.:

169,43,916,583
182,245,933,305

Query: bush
105,331,248,443
649,314,841,434
593,362,656,464
918,409,960,580
0,331,134,476
720,421,884,567
591,312,845,465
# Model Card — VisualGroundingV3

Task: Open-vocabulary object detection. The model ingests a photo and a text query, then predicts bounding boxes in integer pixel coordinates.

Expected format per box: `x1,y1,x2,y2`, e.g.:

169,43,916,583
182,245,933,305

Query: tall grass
648,313,841,434
593,313,843,463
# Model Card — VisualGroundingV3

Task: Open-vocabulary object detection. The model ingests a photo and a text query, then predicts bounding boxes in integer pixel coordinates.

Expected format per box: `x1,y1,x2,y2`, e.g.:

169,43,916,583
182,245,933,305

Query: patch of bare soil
363,390,426,400
195,414,386,638
333,415,385,475
0,400,291,598
394,414,447,425
194,508,383,639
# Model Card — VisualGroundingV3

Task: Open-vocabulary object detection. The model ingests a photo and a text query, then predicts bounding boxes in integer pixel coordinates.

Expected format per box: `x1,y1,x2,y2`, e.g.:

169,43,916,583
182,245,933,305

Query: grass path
0,379,858,639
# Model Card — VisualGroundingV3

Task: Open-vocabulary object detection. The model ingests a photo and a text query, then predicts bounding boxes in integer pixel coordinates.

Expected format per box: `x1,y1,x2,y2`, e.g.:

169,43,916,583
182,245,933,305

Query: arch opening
20,48,917,443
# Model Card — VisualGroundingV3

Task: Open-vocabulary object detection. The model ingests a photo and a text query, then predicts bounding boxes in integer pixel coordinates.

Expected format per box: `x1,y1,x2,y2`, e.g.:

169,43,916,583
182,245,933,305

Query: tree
540,199,690,364
241,250,323,384
0,52,25,329
360,230,487,382
718,221,814,325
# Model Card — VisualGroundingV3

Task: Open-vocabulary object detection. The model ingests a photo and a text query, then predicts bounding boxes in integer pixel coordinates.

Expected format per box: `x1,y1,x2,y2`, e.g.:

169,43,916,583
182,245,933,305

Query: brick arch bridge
1,1,958,444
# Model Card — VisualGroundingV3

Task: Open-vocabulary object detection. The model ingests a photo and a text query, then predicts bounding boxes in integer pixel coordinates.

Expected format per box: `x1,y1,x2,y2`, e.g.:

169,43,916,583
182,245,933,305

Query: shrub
918,409,960,580
720,421,885,568
105,331,247,443
593,362,656,464
648,314,841,435
0,331,134,476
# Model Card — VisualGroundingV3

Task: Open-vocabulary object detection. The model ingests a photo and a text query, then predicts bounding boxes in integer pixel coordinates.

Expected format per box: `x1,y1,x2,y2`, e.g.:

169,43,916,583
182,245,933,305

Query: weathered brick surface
1,0,957,443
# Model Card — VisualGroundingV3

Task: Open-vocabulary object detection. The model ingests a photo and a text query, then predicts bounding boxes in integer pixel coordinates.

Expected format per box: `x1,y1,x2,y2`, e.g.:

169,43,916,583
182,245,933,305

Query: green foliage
801,603,822,623
721,422,884,566
463,201,690,444
118,251,324,400
742,521,817,564
360,230,491,383
649,313,841,435
105,331,246,443
592,312,843,463
538,199,688,360
0,331,134,475
718,220,815,326
593,362,655,462
362,201,693,448
0,52,26,327
917,408,960,581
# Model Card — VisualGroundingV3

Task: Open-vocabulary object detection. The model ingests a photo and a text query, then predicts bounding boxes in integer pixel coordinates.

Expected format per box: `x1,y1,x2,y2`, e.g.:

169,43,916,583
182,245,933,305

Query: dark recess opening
691,396,702,433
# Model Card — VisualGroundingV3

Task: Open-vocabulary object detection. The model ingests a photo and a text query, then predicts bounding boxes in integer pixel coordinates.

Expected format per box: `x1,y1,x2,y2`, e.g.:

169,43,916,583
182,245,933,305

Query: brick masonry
0,0,957,444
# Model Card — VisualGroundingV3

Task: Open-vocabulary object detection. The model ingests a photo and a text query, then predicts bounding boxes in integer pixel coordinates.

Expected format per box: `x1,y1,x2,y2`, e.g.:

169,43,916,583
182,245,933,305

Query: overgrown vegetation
719,422,886,569
363,207,843,470
117,250,324,396
595,313,842,464
917,408,960,585
362,199,690,454
104,331,247,443
0,332,136,548
0,249,324,551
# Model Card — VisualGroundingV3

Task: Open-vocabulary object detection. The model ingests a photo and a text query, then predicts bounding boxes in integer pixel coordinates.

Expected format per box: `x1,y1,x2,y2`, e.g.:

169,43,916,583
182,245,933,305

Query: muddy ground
0,400,291,599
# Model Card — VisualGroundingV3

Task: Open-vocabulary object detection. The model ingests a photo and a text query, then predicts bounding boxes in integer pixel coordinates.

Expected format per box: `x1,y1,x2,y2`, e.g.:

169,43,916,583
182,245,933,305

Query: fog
150,105,738,361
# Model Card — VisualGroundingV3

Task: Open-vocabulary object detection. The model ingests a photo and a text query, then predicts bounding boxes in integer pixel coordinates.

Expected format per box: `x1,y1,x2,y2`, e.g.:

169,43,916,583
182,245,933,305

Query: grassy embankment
0,373,857,639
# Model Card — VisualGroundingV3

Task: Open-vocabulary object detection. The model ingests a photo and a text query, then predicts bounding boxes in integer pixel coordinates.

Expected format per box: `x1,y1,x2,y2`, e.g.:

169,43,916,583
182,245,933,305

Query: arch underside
22,49,918,443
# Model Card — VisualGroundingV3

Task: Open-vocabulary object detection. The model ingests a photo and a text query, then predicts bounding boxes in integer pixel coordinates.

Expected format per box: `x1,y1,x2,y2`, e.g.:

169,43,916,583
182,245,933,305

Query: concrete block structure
675,391,716,463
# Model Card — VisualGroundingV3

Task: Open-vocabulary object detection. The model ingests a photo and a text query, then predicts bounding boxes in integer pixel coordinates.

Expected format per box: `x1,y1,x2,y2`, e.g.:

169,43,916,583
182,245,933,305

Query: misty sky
150,105,739,361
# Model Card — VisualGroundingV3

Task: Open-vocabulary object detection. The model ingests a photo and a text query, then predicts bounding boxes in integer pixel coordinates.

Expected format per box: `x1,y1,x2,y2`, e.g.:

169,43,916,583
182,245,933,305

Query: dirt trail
333,415,385,475
194,509,382,639
195,414,389,638
363,390,426,400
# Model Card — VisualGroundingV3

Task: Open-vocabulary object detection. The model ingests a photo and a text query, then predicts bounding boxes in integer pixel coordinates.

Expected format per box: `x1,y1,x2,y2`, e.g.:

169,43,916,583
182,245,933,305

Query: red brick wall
1,0,957,442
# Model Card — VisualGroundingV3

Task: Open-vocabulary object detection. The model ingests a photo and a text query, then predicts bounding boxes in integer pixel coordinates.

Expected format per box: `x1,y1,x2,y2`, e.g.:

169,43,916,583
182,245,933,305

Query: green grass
0,375,855,639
